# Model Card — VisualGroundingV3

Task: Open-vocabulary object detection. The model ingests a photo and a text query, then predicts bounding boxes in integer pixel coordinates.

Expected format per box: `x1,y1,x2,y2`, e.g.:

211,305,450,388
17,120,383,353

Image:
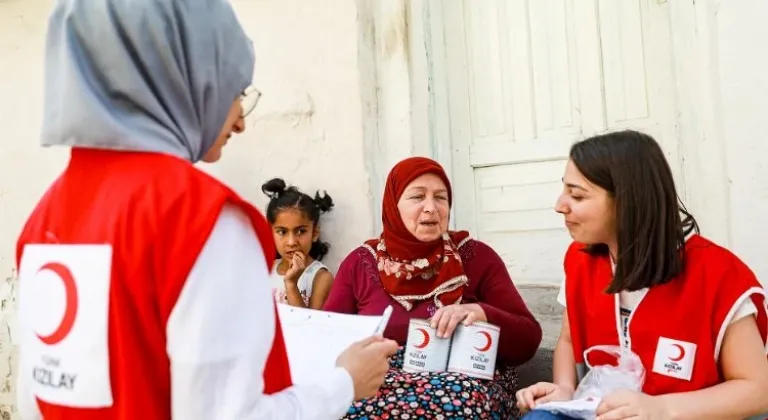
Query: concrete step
515,284,562,387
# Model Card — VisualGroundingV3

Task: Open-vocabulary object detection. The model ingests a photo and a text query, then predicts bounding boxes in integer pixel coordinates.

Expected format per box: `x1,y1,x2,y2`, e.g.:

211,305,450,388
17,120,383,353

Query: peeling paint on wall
377,0,408,59
0,272,18,418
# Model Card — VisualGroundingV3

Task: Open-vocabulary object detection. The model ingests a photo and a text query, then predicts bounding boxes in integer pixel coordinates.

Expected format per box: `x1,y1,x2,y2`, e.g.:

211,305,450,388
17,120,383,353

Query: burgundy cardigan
323,239,542,366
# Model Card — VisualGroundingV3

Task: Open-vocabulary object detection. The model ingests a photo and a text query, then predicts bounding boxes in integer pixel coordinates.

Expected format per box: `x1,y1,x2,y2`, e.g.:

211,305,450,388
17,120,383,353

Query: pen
372,305,393,336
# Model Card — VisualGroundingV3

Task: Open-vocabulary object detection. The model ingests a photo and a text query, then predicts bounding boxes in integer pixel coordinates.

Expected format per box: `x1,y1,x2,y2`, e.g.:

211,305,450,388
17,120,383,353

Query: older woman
324,157,543,419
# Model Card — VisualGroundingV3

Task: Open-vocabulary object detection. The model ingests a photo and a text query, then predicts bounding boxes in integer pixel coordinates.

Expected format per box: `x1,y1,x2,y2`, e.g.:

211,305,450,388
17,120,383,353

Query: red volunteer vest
16,149,293,419
565,235,767,395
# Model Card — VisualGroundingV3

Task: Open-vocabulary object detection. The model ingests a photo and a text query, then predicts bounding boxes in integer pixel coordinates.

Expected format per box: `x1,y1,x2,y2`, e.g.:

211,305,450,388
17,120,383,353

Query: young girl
517,130,768,420
262,177,335,309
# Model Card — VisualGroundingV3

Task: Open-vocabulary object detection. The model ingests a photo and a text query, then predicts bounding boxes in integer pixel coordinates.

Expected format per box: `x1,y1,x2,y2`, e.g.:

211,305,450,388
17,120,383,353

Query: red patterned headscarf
364,157,470,310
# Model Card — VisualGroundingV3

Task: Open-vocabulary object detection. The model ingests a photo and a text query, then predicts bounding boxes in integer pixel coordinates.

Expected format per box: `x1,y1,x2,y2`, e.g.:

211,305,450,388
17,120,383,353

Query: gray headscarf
41,0,255,162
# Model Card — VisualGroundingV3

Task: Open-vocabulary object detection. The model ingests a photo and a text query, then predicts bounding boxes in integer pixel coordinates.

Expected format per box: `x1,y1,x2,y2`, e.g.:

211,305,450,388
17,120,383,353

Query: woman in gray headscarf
15,0,396,419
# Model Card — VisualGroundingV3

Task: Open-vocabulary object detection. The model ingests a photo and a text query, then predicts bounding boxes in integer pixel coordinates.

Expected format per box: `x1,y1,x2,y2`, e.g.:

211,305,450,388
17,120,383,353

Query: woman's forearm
659,379,768,420
552,336,577,392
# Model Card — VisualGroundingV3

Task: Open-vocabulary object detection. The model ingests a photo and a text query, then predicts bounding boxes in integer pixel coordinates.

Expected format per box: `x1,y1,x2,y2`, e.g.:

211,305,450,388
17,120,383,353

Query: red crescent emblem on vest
669,344,685,362
414,328,430,349
474,331,492,352
36,262,79,346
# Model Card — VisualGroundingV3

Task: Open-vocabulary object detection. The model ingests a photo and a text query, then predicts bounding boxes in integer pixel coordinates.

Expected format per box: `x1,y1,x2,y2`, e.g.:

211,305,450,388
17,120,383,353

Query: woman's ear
312,225,321,242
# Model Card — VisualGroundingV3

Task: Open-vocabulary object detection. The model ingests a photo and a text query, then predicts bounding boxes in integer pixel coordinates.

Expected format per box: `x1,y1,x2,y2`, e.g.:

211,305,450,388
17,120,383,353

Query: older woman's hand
430,303,487,338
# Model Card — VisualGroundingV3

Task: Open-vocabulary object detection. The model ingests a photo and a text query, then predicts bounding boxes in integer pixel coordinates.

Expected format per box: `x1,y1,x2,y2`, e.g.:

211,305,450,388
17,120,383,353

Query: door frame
408,0,478,234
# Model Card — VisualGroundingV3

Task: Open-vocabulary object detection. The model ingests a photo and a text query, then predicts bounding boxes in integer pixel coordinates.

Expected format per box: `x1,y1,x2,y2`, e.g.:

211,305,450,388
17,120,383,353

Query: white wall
0,0,375,415
716,0,768,285
0,1,66,415
208,0,376,267
674,0,768,286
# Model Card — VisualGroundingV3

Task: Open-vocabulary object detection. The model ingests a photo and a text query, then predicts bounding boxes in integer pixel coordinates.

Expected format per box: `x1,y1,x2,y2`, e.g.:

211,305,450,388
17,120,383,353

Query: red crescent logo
474,331,492,352
36,262,79,346
669,344,686,362
414,328,430,349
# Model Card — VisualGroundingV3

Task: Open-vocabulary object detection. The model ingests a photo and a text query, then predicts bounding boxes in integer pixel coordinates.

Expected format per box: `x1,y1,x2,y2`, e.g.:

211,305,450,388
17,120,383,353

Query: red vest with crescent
16,148,293,419
565,235,767,395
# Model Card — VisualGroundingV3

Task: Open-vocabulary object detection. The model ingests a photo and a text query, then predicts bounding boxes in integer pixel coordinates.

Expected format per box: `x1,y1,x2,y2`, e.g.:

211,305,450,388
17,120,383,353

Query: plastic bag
534,345,645,420
573,345,646,400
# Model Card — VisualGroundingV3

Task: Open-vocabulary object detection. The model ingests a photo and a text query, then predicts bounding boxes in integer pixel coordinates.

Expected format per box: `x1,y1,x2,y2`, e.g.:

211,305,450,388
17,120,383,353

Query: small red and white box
403,318,452,373
447,321,500,380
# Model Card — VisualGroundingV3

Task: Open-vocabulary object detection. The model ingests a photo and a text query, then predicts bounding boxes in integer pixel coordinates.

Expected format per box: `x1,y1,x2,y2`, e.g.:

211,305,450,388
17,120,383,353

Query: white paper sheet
534,397,601,420
276,304,383,386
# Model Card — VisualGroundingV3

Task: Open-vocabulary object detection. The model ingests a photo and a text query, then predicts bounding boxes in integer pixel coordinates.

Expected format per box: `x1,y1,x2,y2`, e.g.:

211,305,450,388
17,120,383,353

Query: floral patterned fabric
363,233,470,311
341,347,520,420
364,233,471,311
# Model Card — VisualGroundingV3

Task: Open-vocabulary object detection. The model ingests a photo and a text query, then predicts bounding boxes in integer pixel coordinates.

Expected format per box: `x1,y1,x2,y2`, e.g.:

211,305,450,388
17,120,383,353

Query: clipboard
276,304,385,386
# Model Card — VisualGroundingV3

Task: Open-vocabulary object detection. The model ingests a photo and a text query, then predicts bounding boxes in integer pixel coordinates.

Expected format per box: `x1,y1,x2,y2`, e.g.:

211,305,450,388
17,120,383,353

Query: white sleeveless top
270,259,327,306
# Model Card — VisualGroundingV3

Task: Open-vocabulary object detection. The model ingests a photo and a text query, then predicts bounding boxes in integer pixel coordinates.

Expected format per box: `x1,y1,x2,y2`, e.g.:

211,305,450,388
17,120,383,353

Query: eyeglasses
240,86,262,118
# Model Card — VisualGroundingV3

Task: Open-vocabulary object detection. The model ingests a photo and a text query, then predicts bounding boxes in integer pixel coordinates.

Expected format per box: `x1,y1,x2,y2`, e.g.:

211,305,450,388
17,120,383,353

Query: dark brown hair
570,130,698,293
262,178,334,261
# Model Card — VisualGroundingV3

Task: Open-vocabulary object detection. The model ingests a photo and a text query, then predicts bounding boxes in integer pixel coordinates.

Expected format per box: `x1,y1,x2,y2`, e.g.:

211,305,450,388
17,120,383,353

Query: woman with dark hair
518,130,768,420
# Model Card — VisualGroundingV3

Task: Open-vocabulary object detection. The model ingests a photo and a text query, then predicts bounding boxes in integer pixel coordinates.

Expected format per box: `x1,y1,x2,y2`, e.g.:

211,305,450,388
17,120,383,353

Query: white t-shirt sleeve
729,298,758,324
166,204,354,420
557,278,566,307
